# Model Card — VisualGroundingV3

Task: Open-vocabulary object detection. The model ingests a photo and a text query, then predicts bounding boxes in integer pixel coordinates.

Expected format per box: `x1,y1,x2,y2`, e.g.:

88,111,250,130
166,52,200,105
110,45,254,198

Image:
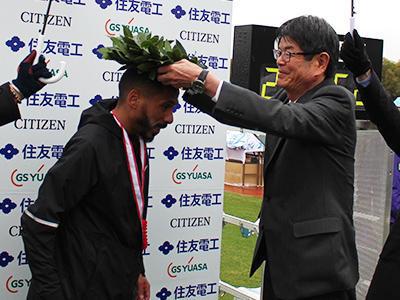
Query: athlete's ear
126,89,140,109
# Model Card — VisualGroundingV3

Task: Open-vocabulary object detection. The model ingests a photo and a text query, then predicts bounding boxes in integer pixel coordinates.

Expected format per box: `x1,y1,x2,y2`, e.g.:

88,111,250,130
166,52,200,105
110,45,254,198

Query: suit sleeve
186,82,354,146
356,71,400,155
0,82,21,126
21,133,98,300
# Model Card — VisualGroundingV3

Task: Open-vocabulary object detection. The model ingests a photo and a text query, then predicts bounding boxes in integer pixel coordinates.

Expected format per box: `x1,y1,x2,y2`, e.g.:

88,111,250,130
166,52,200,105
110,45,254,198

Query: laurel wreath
99,26,205,80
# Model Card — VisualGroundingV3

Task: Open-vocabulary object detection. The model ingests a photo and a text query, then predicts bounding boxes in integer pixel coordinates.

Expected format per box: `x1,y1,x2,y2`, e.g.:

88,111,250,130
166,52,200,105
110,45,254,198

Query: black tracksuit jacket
22,99,148,300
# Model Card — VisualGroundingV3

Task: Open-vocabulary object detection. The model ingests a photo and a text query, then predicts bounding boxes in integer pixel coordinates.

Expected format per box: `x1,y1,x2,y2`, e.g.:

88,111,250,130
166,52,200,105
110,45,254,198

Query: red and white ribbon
112,113,148,250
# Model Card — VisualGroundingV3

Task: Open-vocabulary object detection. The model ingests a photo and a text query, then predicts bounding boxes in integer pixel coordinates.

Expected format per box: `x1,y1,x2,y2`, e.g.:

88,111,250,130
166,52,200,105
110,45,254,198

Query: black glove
340,29,372,77
12,50,52,98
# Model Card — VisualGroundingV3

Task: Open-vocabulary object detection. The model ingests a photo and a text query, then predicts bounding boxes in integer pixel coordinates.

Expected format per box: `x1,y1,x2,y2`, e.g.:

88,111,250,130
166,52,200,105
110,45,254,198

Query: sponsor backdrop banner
0,0,233,298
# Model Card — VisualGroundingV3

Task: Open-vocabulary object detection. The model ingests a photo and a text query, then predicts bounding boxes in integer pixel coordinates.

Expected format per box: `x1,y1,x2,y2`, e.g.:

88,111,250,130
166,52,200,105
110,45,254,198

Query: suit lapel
265,136,285,170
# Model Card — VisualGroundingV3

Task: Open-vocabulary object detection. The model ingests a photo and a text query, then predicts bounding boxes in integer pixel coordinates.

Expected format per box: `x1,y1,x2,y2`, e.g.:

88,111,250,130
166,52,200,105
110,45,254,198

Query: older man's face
275,37,319,96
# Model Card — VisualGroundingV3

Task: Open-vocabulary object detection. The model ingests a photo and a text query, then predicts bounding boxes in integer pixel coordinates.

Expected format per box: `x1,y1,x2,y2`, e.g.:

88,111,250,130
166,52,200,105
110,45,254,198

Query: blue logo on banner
55,0,86,5
27,39,83,57
26,92,80,108
177,238,219,253
163,146,178,160
161,194,177,208
6,36,25,52
169,6,230,24
178,193,222,207
90,94,103,105
183,102,201,114
95,0,112,9
175,282,218,298
156,287,172,300
171,5,186,19
17,251,28,266
147,147,155,159
20,198,35,213
190,53,228,70
163,146,223,161
182,146,223,160
0,198,17,214
0,144,64,160
22,144,64,160
92,44,104,59
0,144,19,160
172,102,181,113
0,251,14,267
115,1,163,14
158,239,218,255
159,241,174,255
6,37,84,56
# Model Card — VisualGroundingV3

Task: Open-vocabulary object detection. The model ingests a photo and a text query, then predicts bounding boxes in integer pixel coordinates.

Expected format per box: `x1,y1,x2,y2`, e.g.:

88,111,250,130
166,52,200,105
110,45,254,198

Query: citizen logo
20,12,72,27
9,226,22,237
180,30,219,44
102,71,123,82
174,124,215,134
170,216,210,228
14,119,66,130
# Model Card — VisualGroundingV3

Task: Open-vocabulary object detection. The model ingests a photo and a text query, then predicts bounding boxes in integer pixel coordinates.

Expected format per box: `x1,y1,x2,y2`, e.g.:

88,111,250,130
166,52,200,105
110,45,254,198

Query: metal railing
219,280,260,300
219,213,261,300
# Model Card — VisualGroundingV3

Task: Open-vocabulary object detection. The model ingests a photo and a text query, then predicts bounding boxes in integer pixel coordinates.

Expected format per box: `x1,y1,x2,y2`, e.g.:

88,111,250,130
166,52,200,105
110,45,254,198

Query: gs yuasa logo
5,275,31,294
167,257,208,278
172,164,212,184
104,18,150,36
10,164,46,187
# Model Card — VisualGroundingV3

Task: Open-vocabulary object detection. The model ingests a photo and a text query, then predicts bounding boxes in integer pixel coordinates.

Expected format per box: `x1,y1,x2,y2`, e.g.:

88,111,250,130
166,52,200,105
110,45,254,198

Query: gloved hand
340,29,372,77
12,50,52,98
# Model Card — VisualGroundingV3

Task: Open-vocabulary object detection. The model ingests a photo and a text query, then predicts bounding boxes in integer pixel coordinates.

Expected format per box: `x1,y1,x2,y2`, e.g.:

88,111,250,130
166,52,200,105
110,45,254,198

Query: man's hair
118,67,178,100
276,15,339,78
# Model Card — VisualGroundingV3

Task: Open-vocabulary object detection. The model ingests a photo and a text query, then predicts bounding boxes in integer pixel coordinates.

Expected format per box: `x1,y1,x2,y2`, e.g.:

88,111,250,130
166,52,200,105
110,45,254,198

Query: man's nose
276,54,286,66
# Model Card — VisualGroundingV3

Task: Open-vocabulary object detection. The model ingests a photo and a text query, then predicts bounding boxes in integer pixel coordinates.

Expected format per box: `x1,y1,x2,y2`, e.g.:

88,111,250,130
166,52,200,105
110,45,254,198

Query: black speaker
230,25,277,93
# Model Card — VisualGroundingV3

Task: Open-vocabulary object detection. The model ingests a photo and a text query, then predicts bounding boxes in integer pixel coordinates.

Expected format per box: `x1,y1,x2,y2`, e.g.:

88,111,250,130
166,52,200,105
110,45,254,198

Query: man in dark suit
341,29,400,300
158,15,359,300
0,50,51,126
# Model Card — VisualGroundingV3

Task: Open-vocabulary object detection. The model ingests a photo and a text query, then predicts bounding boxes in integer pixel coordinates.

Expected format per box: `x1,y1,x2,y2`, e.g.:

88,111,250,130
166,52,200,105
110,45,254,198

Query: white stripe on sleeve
24,210,59,228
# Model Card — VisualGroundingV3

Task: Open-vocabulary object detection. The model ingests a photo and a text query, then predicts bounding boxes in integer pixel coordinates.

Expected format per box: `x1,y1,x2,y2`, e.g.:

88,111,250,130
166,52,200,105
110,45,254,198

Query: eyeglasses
272,49,318,62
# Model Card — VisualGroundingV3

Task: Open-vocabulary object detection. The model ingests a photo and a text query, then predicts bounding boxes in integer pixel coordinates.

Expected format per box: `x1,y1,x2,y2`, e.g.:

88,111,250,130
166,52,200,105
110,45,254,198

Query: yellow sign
260,67,364,107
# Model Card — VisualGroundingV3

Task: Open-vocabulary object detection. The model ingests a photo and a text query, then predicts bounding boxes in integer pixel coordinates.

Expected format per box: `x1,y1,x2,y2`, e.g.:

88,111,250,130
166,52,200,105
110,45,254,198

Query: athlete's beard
136,114,167,143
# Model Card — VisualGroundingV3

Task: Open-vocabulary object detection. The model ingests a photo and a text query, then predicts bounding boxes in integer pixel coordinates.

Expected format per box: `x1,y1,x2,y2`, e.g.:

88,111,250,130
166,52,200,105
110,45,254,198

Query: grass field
219,191,263,300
